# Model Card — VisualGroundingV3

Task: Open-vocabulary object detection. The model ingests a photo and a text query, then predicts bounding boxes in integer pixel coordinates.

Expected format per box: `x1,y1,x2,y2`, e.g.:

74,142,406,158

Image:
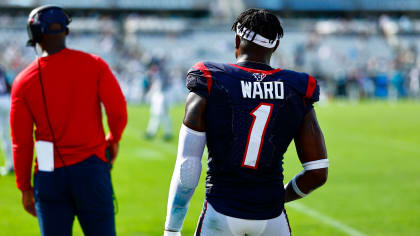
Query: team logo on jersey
253,73,267,82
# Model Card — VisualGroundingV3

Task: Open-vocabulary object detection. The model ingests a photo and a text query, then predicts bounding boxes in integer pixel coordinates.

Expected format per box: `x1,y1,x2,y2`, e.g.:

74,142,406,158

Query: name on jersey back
241,81,284,99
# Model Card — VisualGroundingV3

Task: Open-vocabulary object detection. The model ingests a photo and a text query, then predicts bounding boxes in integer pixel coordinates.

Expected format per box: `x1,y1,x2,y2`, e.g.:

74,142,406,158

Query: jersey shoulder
187,61,229,77
186,61,228,98
279,69,320,103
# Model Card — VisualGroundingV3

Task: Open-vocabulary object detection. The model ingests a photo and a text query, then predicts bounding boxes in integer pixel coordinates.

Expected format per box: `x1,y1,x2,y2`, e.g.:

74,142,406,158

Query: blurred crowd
276,15,420,102
278,31,420,102
1,14,420,104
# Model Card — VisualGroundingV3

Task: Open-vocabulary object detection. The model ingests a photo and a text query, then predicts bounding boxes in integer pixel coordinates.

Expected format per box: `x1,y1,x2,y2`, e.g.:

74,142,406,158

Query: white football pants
195,202,291,236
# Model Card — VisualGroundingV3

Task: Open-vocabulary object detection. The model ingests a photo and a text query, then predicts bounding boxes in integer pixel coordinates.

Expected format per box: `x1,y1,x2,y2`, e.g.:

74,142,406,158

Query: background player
164,9,329,236
145,57,173,141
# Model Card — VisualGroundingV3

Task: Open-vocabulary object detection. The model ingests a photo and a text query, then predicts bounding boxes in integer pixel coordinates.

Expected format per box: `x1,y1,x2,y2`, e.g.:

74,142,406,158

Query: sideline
288,202,367,236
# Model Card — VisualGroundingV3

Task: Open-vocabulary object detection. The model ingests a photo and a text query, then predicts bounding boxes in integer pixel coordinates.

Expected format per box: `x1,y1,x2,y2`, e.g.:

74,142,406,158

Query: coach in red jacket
10,5,127,236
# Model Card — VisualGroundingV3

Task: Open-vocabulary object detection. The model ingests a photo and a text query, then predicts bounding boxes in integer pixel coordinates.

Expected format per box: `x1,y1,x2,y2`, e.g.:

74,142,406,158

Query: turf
0,101,419,235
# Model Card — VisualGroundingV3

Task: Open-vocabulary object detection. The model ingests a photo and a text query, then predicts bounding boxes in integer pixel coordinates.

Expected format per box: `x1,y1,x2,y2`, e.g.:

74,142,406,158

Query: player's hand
164,230,181,236
106,135,119,166
22,189,36,217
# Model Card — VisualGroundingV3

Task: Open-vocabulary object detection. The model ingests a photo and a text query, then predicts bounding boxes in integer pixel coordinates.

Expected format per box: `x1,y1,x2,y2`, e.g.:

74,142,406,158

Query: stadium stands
0,3,419,102
0,0,209,9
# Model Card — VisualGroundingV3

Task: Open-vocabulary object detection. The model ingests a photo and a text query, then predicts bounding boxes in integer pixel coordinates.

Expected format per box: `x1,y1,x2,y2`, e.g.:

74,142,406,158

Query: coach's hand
22,189,36,217
106,136,119,165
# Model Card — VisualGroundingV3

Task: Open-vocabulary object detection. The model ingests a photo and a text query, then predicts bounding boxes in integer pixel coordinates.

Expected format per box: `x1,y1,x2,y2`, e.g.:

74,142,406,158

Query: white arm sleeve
164,124,206,232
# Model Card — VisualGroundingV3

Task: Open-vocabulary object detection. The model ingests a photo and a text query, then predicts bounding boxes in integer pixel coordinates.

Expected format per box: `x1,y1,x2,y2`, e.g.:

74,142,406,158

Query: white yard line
288,202,367,236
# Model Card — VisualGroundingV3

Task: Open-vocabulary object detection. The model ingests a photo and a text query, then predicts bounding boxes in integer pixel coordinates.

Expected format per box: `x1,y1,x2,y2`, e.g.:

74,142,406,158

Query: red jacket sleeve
10,81,35,192
97,58,128,143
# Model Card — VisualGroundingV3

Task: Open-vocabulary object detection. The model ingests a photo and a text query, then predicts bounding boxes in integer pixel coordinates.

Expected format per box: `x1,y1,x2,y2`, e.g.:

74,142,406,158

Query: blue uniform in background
186,61,319,220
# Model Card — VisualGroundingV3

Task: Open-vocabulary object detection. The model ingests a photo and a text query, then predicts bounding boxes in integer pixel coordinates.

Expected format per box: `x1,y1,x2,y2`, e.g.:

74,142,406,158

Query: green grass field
0,101,419,236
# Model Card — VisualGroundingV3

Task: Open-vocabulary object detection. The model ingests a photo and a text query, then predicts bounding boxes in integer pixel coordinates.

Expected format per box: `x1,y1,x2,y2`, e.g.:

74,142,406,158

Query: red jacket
10,48,127,191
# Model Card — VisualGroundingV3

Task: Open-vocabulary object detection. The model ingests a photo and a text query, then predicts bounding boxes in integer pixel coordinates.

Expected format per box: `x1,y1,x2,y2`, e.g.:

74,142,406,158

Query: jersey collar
231,61,281,75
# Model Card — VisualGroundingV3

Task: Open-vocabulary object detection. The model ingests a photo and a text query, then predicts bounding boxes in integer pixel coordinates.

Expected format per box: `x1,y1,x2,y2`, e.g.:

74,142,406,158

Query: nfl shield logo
253,73,267,82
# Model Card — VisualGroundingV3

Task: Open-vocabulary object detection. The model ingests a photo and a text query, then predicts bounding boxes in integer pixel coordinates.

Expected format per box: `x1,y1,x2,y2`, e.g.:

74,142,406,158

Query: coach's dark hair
231,8,283,44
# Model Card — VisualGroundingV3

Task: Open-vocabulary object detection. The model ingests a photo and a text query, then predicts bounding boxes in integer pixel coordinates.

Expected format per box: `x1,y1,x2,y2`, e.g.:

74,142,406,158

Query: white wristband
291,174,307,198
289,159,329,198
302,159,329,171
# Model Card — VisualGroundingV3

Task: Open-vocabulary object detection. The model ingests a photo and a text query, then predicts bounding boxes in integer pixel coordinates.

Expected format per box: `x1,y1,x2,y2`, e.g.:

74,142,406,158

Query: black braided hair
231,8,283,44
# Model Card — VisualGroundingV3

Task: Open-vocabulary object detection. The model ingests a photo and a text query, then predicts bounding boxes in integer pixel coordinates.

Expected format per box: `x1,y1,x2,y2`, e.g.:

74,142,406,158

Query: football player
164,8,329,236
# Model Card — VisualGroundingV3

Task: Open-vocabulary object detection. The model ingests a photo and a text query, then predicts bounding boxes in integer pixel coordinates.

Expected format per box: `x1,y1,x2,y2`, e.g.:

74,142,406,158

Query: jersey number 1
242,103,273,169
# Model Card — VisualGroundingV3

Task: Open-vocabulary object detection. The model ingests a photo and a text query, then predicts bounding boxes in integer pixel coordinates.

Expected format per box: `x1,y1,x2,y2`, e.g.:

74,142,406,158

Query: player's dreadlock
231,8,284,44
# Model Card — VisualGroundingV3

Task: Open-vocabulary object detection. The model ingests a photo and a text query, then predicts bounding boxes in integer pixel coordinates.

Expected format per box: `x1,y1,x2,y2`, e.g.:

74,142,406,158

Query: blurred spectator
145,57,173,141
0,65,12,176
375,73,389,98
409,67,420,98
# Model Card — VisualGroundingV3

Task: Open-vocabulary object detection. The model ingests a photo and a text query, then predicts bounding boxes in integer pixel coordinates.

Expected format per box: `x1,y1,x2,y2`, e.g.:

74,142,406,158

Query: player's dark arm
183,92,207,131
285,109,328,202
164,92,207,235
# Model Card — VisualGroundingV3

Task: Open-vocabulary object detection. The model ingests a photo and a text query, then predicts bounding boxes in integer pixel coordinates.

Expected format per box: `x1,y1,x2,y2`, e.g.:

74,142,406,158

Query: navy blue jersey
186,61,319,220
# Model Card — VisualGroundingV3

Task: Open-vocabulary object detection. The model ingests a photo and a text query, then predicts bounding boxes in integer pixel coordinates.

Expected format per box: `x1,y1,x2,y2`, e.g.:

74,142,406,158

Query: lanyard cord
35,54,67,168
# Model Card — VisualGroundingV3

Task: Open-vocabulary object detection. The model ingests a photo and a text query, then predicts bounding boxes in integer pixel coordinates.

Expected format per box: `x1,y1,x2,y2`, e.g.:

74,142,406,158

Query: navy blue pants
34,156,115,236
